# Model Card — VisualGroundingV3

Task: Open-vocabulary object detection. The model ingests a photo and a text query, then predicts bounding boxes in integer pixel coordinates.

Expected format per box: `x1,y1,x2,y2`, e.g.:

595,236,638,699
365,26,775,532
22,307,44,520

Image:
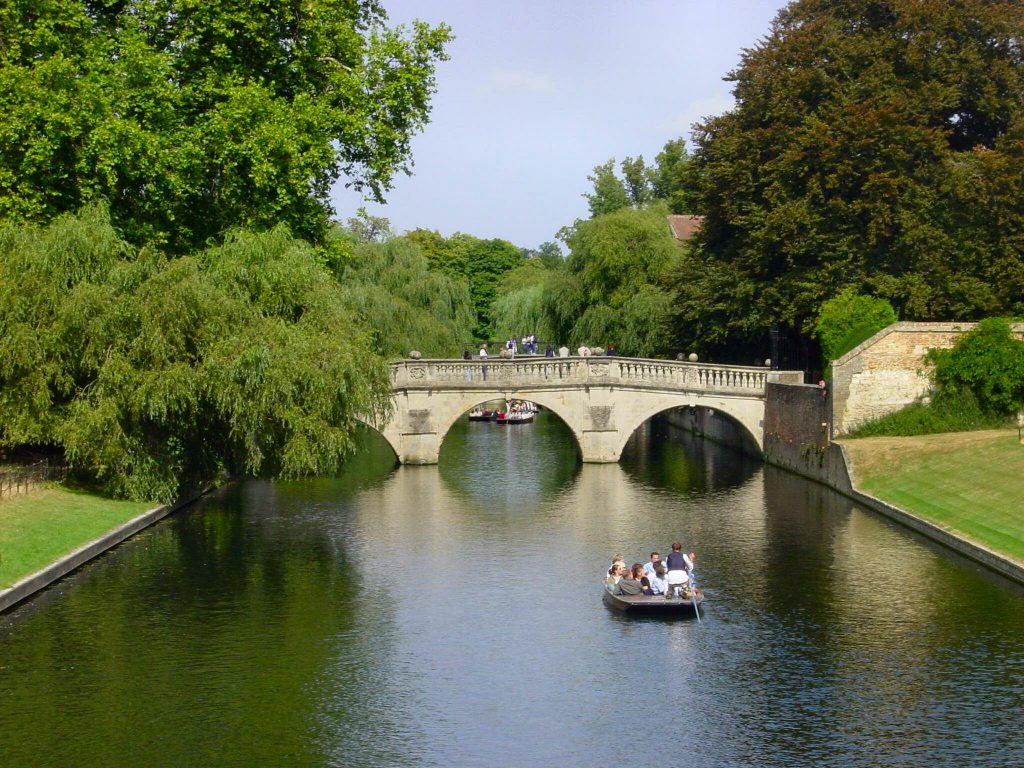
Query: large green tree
0,1,451,251
330,228,475,358
685,0,1024,350
405,229,524,339
547,205,681,356
0,207,391,501
583,139,696,219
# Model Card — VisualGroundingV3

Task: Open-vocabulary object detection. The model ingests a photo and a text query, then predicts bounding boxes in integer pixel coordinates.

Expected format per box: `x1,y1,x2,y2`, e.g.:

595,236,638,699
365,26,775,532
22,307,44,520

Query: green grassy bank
0,486,152,588
842,429,1024,564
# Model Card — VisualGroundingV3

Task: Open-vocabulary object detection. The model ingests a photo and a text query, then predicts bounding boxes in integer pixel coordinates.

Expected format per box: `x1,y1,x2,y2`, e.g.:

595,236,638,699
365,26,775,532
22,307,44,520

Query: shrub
928,318,1024,416
847,389,1008,438
815,289,897,366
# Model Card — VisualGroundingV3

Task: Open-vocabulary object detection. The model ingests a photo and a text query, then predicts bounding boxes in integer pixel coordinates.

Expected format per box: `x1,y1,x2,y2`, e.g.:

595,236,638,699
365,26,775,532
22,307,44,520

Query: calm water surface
2,413,1024,767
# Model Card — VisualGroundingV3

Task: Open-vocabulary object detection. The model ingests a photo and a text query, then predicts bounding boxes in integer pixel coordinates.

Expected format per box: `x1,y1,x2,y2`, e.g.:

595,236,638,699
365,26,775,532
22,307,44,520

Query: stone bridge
368,357,803,464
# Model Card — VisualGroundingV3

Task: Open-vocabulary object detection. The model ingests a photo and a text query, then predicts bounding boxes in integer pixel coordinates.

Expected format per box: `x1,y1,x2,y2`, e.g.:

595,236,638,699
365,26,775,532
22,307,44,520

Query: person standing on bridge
479,344,488,381
605,344,616,356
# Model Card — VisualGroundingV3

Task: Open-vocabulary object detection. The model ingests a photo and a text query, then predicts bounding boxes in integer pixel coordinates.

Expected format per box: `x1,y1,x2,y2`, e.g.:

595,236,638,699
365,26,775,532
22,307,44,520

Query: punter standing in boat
665,543,690,598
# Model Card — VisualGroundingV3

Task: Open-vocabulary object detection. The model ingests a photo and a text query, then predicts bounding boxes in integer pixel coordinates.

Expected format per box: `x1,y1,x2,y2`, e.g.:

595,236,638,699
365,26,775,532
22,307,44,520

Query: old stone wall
762,382,851,487
831,322,1024,435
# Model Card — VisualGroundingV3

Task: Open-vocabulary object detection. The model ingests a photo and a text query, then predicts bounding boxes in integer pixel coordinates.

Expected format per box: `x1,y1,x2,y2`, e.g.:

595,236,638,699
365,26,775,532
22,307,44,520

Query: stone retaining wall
763,380,1024,586
662,406,760,456
831,321,1024,435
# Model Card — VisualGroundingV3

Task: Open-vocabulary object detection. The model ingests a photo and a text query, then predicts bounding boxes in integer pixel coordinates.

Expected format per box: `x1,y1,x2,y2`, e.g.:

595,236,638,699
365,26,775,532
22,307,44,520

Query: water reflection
1,416,1023,766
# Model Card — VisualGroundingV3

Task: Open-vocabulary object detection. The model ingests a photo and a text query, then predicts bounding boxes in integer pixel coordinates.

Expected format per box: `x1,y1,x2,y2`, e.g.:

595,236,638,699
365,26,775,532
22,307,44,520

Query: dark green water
2,413,1024,767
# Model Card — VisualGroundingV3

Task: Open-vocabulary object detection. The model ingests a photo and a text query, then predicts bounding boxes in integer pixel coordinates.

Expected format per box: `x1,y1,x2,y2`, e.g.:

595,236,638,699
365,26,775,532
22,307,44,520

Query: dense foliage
0,0,451,251
0,208,391,501
815,289,898,365
546,206,681,356
929,318,1024,416
681,0,1024,352
405,230,525,339
846,389,1007,437
331,231,475,358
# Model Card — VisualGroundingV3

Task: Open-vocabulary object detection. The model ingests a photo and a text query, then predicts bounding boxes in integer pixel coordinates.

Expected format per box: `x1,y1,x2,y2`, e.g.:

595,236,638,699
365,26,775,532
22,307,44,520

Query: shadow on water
437,408,580,508
2,407,1024,767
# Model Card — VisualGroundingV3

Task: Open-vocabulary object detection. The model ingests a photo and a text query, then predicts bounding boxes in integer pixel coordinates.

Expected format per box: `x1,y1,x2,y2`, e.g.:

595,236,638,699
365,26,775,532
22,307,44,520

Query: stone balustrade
390,356,800,396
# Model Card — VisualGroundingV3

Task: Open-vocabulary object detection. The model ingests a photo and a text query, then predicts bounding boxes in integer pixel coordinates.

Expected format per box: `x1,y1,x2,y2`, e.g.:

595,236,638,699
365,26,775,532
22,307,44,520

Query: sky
331,0,790,249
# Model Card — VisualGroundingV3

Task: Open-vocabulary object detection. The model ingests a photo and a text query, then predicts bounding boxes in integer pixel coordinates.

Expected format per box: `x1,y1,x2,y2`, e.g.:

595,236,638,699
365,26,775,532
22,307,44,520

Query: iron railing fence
0,459,67,500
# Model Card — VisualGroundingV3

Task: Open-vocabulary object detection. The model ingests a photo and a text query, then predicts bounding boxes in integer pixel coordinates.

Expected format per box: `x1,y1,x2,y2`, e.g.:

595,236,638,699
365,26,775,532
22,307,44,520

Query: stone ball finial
409,350,422,359
688,353,698,362
764,358,771,367
676,352,685,360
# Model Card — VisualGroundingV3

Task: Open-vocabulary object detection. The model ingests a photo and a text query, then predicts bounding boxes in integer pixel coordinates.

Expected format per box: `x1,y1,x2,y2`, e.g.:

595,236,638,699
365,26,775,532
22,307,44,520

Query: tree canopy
547,205,681,356
0,0,452,251
582,138,696,218
330,228,476,358
0,207,391,501
405,229,525,339
685,0,1024,350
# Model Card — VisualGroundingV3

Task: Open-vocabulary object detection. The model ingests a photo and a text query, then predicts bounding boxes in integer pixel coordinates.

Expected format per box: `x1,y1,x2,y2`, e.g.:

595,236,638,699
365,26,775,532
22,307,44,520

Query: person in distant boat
642,551,661,578
665,542,690,598
614,564,645,596
649,564,668,596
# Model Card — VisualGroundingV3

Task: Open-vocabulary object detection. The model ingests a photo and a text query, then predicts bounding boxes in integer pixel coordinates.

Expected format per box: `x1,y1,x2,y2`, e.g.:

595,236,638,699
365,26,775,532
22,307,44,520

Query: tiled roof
667,214,704,241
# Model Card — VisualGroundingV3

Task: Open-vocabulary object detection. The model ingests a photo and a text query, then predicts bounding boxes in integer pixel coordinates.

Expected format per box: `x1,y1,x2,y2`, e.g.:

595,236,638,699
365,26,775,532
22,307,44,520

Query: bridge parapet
390,356,801,396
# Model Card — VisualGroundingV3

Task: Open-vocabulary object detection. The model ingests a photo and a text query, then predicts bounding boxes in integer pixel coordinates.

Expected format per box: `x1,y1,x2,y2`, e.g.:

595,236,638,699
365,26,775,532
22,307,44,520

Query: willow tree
548,206,681,356
0,1,451,251
684,0,1024,350
0,208,391,501
332,233,476,358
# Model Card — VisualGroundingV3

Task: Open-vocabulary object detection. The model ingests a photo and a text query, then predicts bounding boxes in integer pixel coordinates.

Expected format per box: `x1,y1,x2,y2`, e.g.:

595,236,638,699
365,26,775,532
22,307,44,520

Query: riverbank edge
780,441,1024,586
0,489,208,614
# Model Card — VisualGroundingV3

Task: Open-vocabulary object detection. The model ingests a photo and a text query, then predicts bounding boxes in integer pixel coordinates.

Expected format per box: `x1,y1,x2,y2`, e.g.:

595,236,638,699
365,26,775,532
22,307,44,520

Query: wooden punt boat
468,409,498,421
602,588,703,616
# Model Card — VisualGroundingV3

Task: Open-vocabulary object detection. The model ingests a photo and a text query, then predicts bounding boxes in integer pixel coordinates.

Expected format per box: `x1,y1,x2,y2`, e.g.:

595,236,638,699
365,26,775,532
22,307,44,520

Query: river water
2,413,1024,767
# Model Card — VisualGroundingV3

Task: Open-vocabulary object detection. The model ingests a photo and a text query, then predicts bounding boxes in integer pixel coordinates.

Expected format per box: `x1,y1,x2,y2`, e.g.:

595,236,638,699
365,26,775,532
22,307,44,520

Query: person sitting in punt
614,564,645,596
683,551,697,585
605,562,624,592
642,551,661,579
648,563,668,596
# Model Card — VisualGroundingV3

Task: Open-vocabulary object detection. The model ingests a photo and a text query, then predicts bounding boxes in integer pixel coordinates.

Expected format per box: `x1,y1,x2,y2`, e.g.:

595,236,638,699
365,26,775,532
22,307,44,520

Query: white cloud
656,94,736,138
483,68,556,95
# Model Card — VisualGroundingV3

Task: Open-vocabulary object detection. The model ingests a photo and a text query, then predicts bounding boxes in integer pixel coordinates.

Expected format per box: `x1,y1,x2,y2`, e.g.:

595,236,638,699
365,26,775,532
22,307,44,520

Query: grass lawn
0,485,153,588
841,428,1024,564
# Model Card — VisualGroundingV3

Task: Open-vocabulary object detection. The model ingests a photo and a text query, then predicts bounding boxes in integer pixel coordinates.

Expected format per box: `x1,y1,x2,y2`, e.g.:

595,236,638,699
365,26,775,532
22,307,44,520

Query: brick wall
831,322,1024,435
763,382,853,490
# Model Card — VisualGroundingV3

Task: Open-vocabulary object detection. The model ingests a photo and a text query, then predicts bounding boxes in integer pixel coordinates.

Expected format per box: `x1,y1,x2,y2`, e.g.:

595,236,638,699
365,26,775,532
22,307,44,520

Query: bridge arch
614,399,763,460
429,391,585,460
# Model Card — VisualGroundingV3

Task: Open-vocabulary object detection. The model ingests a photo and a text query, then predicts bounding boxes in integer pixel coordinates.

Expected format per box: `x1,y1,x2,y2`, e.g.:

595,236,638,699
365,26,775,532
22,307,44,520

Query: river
2,412,1023,767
